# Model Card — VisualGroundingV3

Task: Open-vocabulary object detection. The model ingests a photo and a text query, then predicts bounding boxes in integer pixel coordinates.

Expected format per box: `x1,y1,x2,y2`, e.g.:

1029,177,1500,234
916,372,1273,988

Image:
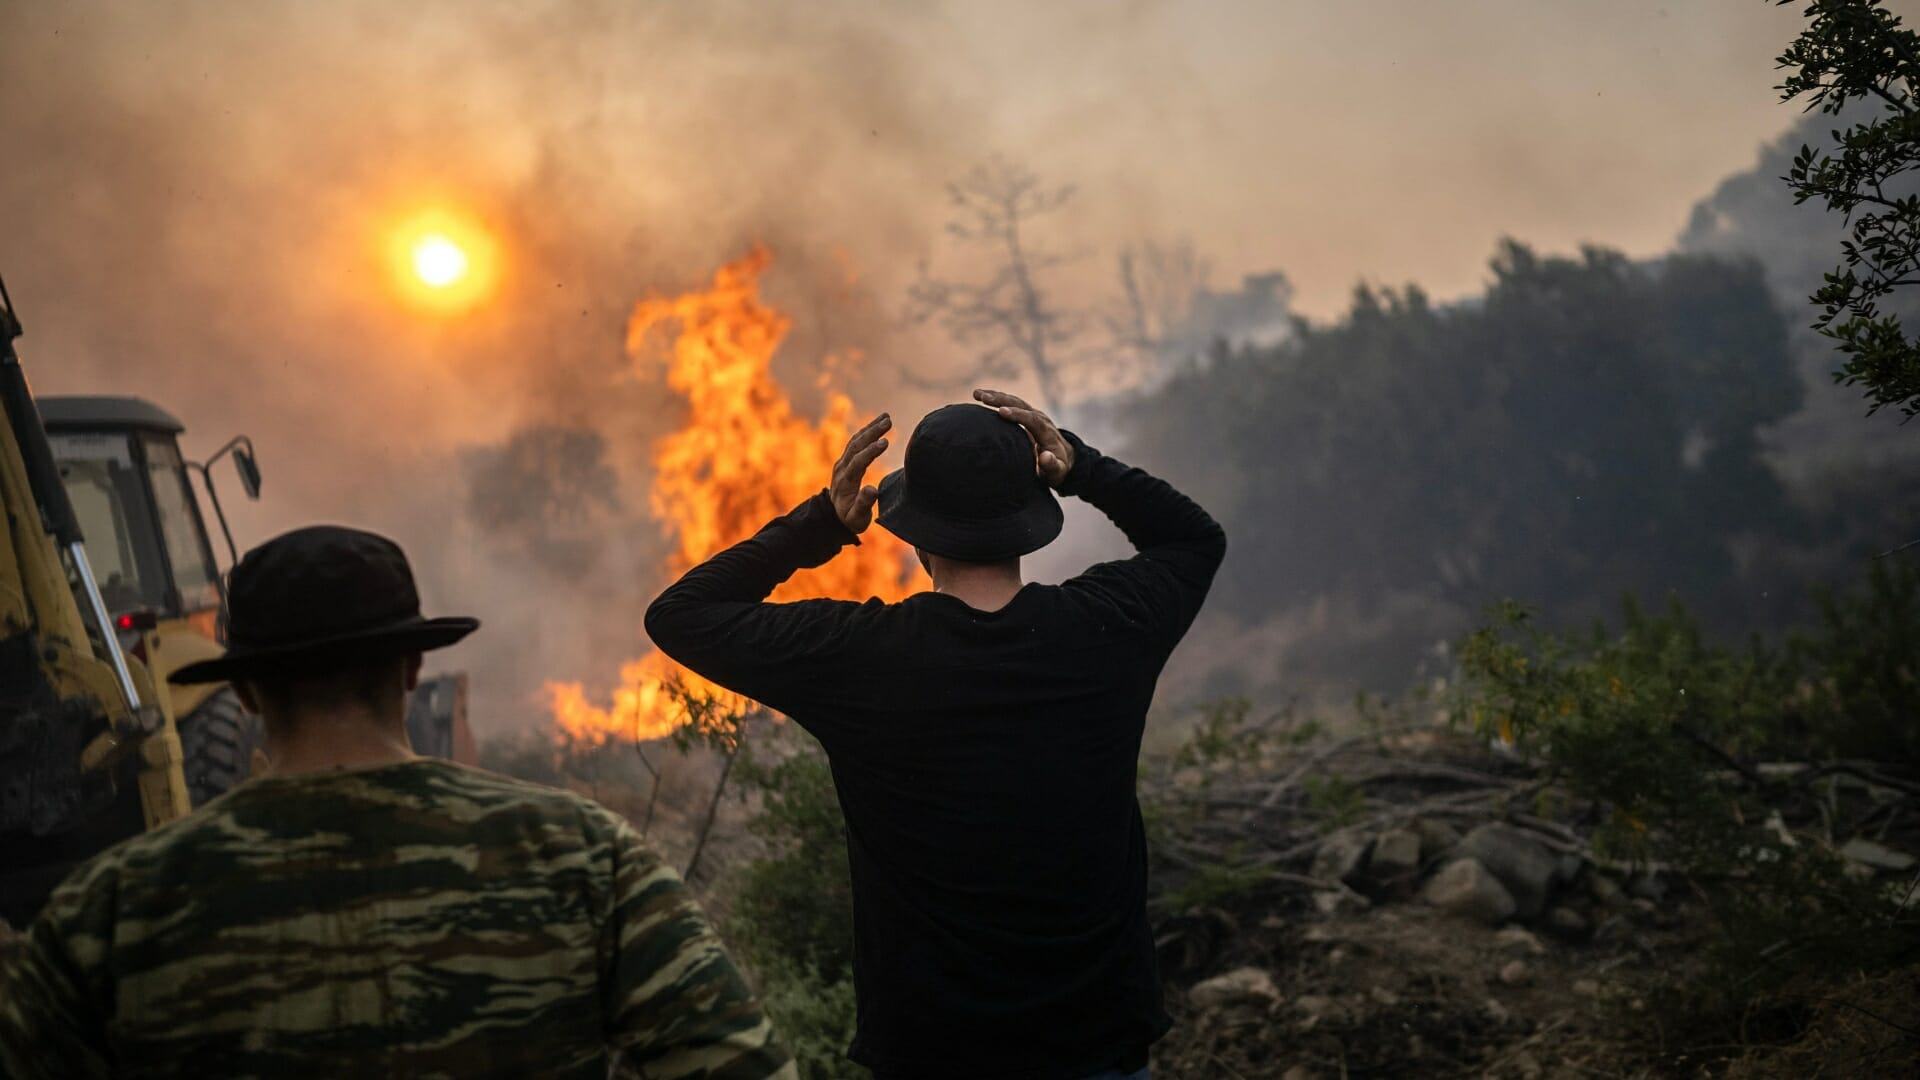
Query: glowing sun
412,234,470,289
388,207,499,312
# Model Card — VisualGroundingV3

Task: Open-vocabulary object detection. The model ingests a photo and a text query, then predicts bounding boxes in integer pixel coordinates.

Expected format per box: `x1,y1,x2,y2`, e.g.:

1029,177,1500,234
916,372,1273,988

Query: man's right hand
974,389,1074,488
830,413,891,534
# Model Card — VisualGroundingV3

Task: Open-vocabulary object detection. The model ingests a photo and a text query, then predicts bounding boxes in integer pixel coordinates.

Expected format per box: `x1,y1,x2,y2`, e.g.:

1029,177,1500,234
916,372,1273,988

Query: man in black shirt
646,389,1226,1079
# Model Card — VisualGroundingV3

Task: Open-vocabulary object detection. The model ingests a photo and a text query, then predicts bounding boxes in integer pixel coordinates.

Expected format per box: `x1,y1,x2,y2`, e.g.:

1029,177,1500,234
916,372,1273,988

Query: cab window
142,435,222,613
48,432,169,614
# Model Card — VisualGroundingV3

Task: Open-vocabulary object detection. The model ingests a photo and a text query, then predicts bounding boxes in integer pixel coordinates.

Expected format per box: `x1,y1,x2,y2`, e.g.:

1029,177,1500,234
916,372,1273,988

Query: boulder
1412,818,1462,861
1422,858,1517,924
1587,872,1624,906
1188,966,1281,1010
1841,837,1917,873
1545,905,1592,941
1368,827,1422,882
1555,852,1585,884
1493,926,1546,955
1498,959,1531,986
1458,824,1560,918
1312,831,1373,885
1312,889,1369,916
1293,994,1339,1022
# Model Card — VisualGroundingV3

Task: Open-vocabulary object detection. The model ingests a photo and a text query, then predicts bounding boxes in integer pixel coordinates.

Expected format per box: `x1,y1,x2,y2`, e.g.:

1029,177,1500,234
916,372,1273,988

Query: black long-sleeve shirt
644,431,1226,1080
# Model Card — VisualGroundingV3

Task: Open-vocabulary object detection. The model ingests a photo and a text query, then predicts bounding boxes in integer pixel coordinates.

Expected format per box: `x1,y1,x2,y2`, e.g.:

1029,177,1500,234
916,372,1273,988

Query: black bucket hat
169,525,478,685
876,403,1063,561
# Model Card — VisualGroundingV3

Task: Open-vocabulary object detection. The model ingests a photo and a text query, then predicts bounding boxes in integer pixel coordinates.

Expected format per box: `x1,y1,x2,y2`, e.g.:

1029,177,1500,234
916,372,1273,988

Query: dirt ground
1148,851,1920,1079
1154,894,1657,1078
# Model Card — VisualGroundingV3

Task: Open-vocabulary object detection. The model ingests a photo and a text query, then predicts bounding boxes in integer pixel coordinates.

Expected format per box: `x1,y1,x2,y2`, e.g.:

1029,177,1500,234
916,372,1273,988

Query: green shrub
724,741,863,1077
1796,558,1920,765
1170,698,1262,772
1158,850,1273,913
1457,596,1795,863
1303,773,1366,831
748,955,863,1080
1454,561,1920,1017
728,749,856,977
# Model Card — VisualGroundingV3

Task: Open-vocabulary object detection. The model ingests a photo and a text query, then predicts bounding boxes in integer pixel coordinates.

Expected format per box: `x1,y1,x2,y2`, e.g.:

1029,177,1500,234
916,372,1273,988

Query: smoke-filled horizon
4,0,1914,733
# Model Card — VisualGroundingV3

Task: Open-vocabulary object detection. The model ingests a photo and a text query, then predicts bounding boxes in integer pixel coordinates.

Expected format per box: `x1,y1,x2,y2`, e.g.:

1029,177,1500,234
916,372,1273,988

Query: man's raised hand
974,389,1074,488
831,413,891,534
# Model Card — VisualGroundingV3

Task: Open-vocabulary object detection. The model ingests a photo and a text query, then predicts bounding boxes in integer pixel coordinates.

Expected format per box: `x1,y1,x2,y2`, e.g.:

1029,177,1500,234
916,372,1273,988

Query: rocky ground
1137,716,1920,1078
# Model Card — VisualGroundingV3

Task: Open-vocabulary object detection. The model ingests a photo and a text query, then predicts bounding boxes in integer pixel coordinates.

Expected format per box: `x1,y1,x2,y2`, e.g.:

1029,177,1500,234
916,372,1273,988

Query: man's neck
259,708,417,778
927,555,1024,613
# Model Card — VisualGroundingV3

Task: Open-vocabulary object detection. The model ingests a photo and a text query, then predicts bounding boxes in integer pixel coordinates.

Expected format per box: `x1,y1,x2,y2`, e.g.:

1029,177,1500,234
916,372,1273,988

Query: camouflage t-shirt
0,758,793,1079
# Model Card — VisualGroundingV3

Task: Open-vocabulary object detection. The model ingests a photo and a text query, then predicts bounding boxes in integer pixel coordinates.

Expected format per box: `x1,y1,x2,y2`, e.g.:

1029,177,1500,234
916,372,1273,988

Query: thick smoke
0,1,991,732
9,2,1915,732
1677,103,1920,484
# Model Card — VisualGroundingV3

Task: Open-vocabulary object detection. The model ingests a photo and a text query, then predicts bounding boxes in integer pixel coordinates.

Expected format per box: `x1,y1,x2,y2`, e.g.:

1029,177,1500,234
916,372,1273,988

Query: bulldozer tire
177,688,263,807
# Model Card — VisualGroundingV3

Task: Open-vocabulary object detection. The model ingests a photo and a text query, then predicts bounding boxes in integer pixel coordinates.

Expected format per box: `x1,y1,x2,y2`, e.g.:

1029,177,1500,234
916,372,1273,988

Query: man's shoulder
84,761,621,879
43,761,638,942
282,758,631,838
421,761,632,834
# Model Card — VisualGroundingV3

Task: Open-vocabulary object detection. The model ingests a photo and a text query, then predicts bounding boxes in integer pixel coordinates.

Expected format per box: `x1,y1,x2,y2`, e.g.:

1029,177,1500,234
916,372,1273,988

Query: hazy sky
0,0,1896,728
2,2,1878,316
958,0,1853,315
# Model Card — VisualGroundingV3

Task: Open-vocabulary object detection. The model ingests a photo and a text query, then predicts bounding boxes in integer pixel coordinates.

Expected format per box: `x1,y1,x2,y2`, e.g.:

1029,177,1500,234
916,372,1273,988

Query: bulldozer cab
36,397,283,813
36,398,265,811
38,397,237,643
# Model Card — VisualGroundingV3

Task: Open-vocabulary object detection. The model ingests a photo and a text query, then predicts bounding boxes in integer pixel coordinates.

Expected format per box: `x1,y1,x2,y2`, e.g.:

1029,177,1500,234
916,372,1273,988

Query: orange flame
546,247,924,744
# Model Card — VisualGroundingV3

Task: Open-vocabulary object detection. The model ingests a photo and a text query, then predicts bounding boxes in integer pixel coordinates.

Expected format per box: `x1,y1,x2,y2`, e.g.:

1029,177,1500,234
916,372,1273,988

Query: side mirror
193,435,261,568
234,445,261,500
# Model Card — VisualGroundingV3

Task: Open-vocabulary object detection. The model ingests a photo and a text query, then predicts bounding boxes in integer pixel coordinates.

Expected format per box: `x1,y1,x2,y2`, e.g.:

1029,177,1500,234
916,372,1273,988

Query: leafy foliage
1121,242,1804,677
1455,558,1920,1006
1796,556,1920,762
1778,0,1920,417
723,743,861,1079
1302,774,1366,831
1458,599,1798,862
728,750,856,978
743,956,862,1080
1157,851,1273,912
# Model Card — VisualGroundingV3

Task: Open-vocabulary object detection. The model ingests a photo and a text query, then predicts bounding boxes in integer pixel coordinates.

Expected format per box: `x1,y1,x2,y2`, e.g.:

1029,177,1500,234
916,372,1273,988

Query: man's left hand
831,413,891,534
974,389,1074,487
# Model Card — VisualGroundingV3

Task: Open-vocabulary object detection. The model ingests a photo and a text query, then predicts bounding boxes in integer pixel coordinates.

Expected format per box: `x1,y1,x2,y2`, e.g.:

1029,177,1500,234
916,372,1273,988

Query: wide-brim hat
169,525,478,685
876,403,1063,562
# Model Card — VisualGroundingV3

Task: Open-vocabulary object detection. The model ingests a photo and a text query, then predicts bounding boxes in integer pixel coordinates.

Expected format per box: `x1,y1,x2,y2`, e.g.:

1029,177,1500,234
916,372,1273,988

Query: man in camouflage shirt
0,525,792,1079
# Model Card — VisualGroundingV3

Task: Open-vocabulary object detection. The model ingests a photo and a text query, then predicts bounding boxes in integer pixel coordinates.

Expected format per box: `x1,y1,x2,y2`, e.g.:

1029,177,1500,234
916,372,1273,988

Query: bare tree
906,158,1084,413
1106,238,1211,379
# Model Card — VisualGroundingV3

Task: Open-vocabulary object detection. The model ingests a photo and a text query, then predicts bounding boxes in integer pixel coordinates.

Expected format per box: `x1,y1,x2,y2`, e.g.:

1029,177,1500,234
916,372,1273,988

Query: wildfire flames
546,247,925,744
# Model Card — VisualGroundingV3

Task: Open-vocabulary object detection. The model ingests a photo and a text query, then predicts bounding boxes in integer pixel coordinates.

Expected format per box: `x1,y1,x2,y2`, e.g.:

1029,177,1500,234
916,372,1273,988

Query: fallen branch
1260,736,1374,808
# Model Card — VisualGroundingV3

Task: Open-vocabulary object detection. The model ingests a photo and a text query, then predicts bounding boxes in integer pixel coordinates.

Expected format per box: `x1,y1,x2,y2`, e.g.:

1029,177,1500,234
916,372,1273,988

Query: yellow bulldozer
37,396,264,808
1,279,473,929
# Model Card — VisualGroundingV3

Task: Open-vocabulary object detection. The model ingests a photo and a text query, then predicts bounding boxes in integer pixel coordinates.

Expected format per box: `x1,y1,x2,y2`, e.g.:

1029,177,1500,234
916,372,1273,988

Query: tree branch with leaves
1778,0,1920,419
